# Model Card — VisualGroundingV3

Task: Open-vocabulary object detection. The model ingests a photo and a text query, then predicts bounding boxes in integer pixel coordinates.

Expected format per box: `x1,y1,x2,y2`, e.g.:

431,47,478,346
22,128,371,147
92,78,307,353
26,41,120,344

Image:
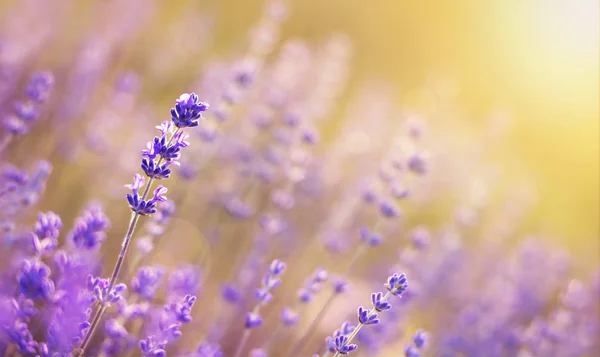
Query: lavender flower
126,174,169,215
68,204,111,250
33,211,62,240
87,275,127,305
18,260,55,300
171,93,209,128
327,274,408,356
131,265,166,300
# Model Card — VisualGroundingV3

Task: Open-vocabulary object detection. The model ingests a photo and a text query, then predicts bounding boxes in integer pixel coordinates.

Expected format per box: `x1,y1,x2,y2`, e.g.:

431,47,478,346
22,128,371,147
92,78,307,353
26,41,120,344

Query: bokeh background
2,0,597,260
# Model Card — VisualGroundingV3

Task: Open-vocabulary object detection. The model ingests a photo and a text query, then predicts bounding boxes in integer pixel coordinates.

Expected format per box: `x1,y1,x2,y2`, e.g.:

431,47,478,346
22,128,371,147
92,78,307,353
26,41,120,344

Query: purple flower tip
385,273,408,297
245,312,263,329
170,93,209,128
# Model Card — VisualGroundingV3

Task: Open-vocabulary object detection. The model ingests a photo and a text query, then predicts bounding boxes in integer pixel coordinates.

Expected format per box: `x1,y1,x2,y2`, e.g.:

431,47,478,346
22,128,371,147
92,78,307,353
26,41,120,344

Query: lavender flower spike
76,93,207,357
329,273,408,357
170,93,209,128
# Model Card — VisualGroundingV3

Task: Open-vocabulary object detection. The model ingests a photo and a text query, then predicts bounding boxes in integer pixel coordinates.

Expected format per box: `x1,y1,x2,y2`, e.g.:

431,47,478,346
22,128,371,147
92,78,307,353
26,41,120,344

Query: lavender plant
0,1,598,357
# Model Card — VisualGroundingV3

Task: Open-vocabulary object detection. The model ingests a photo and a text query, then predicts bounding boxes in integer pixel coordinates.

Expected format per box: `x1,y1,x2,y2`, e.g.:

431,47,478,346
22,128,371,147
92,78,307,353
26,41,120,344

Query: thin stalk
288,293,336,356
287,242,370,356
233,305,260,357
233,330,252,357
76,129,179,356
76,205,145,357
262,298,304,352
76,304,107,356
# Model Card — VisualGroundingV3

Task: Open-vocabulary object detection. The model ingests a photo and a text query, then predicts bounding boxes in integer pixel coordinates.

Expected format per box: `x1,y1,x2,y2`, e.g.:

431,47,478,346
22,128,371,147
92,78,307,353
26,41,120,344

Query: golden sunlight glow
538,0,599,54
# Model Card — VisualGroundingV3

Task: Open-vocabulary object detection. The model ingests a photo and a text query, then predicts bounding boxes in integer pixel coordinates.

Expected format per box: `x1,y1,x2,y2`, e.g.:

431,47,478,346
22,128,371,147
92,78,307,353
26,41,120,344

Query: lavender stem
331,292,391,357
75,128,173,356
288,244,367,356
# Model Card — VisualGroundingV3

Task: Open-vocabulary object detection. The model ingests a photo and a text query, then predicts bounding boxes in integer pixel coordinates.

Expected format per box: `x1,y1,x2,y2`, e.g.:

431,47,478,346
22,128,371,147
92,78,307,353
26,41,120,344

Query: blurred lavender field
1,0,599,357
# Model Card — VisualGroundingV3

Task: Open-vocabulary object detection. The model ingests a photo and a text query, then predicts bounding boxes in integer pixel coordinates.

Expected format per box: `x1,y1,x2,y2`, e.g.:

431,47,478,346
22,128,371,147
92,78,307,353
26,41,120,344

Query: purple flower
140,336,167,357
4,115,28,135
196,342,224,357
281,306,299,326
371,292,391,311
170,93,209,128
255,259,285,302
131,265,166,300
141,158,175,179
2,71,54,136
360,227,383,247
166,294,196,323
333,335,357,355
404,345,421,357
4,320,38,355
126,175,168,215
379,200,401,218
385,273,408,296
25,71,54,103
298,268,328,303
358,306,379,325
29,232,58,257
104,319,129,339
259,214,287,236
18,260,55,300
407,153,427,176
326,321,357,353
221,283,242,303
245,312,263,329
413,329,428,348
224,196,255,219
33,211,62,240
271,189,295,210
168,265,202,298
10,296,38,320
268,259,286,275
14,101,37,121
68,204,111,250
339,321,356,336
87,275,127,305
143,130,189,163
333,277,349,294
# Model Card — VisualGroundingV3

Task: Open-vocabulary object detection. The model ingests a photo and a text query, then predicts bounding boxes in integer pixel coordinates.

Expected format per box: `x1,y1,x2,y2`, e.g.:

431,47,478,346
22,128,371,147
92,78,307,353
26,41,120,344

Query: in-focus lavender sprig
75,93,207,357
327,273,408,357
